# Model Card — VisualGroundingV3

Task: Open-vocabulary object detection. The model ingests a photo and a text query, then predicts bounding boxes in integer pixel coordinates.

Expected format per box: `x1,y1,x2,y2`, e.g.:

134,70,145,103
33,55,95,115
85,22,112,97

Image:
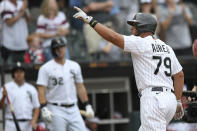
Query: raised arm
181,3,193,25
160,13,173,31
94,23,124,49
160,4,175,31
73,6,124,49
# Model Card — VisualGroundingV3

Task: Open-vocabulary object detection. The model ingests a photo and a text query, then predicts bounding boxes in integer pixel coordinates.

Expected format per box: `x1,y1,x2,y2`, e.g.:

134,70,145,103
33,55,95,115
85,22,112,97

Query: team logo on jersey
26,91,32,103
70,69,76,79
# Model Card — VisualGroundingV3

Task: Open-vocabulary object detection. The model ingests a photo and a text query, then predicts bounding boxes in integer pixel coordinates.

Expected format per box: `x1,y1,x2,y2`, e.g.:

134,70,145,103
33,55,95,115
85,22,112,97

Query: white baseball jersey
36,59,83,104
36,11,69,48
123,35,182,92
0,0,28,50
0,81,40,119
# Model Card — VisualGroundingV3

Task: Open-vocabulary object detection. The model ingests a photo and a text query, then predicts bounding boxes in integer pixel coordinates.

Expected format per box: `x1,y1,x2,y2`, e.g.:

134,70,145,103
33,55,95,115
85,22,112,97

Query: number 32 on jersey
152,56,171,76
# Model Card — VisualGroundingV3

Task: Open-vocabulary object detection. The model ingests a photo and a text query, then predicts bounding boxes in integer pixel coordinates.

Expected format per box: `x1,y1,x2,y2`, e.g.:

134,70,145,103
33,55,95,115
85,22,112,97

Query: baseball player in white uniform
36,38,94,131
0,62,40,131
73,7,184,131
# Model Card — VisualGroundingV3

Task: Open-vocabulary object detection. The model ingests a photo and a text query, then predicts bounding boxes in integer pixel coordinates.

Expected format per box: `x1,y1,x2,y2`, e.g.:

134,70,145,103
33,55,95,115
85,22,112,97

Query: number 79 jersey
123,35,182,92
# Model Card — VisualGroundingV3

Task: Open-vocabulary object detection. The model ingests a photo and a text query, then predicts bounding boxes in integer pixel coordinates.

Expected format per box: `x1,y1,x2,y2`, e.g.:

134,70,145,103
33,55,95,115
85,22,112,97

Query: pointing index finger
74,6,82,12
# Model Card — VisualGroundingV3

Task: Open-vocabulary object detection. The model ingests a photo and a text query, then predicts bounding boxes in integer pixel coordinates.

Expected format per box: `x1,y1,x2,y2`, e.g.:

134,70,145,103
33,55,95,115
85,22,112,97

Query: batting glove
41,107,54,123
174,100,184,120
85,104,95,119
73,6,93,24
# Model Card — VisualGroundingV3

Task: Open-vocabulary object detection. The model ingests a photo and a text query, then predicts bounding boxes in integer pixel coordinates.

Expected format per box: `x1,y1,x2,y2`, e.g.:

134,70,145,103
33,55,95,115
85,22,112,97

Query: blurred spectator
67,0,83,31
36,0,69,62
0,62,40,131
24,33,45,64
0,0,30,64
140,0,161,38
98,22,123,61
127,0,139,32
156,0,179,18
140,0,152,13
85,117,100,131
82,0,114,59
56,0,65,11
109,0,121,31
140,0,158,14
127,0,139,17
158,0,193,56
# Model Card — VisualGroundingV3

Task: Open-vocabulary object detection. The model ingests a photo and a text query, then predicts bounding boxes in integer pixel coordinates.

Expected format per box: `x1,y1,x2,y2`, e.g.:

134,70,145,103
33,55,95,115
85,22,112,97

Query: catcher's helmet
51,38,67,57
12,62,25,78
127,13,157,34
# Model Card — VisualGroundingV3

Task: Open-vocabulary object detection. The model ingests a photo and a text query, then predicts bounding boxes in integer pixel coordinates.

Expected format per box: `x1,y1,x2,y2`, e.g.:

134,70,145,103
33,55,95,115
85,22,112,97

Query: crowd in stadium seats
0,0,197,65
0,1,197,131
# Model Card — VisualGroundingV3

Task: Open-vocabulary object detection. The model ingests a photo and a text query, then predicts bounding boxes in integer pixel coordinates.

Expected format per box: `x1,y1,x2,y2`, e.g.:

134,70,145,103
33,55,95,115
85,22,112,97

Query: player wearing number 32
73,7,184,131
36,38,94,131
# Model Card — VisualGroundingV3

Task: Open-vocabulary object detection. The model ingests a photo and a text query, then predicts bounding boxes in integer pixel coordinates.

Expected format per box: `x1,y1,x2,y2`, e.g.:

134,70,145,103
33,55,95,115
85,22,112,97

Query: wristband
89,19,98,28
41,103,47,109
177,100,181,103
83,101,90,106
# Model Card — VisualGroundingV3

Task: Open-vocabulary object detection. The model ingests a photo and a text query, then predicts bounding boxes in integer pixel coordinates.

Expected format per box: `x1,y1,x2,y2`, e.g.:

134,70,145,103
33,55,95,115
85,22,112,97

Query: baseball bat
3,86,21,131
80,110,93,118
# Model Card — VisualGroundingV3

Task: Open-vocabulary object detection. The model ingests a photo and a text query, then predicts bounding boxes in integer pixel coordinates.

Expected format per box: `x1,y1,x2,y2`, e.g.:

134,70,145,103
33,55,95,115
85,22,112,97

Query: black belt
7,119,30,122
50,103,75,108
152,87,174,93
138,87,174,98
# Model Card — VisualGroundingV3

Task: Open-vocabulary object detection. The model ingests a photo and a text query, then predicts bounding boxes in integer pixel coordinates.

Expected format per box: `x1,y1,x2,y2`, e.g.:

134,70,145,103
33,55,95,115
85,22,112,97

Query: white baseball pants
5,120,32,131
139,88,177,131
46,104,87,131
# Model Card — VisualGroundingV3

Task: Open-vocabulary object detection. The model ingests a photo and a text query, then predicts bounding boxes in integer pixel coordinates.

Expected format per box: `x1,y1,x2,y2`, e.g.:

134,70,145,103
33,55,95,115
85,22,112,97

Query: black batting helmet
51,38,67,57
12,62,25,78
127,13,157,34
